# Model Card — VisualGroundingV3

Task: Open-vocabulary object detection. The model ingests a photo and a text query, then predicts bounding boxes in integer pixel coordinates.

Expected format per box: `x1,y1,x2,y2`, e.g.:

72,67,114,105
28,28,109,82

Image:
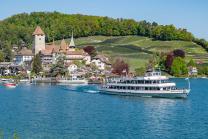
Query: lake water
0,78,208,139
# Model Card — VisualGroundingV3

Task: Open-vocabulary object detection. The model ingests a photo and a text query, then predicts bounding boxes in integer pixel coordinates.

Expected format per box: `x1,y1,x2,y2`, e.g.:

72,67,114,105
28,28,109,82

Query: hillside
0,12,207,65
55,36,208,71
0,12,197,49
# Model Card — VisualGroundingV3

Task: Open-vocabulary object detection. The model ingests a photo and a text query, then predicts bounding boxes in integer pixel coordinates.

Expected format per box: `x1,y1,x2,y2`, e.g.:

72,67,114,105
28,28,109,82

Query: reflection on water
0,79,208,138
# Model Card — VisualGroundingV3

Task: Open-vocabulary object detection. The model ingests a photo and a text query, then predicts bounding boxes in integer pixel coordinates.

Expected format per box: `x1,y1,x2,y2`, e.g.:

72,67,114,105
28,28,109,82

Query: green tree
32,53,42,75
171,57,188,77
187,59,196,67
0,51,4,62
157,52,166,70
49,56,68,77
3,44,13,62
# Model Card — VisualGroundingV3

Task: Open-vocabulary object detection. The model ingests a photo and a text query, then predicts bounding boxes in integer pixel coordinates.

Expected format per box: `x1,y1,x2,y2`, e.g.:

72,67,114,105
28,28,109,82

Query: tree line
0,11,207,62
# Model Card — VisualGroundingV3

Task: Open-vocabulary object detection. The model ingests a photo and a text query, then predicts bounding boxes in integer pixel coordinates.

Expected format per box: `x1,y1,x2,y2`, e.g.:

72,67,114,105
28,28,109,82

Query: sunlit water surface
0,78,208,139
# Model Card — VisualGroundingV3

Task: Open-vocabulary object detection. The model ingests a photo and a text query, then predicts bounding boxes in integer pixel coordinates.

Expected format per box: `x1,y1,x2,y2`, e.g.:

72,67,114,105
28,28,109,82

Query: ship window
145,81,150,84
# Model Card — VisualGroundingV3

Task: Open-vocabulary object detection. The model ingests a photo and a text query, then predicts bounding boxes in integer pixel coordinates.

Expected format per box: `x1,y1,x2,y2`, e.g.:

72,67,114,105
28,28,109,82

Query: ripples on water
0,79,208,139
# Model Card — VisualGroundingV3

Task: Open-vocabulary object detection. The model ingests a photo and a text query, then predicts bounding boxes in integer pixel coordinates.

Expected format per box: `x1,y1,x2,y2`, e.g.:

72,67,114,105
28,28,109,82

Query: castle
15,26,91,71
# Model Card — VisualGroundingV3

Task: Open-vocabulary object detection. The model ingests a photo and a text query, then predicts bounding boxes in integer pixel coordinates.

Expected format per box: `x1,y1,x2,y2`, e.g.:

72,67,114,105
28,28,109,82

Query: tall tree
0,51,4,62
3,44,13,62
83,46,97,57
49,56,68,77
32,53,42,75
187,59,196,67
171,57,188,76
112,58,129,76
173,49,185,58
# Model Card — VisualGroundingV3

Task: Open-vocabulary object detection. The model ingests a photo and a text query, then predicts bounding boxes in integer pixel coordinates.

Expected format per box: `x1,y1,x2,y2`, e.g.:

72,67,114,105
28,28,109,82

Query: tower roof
69,31,75,48
59,39,67,52
32,26,45,36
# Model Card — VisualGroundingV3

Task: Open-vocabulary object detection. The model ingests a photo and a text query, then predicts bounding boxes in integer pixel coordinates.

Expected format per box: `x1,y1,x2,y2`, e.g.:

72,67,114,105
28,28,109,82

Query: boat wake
58,85,100,94
84,90,99,94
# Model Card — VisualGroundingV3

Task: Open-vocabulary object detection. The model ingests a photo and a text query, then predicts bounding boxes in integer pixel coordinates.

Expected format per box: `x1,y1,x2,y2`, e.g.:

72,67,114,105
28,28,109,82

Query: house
0,62,21,76
91,55,111,70
188,66,198,76
15,47,34,65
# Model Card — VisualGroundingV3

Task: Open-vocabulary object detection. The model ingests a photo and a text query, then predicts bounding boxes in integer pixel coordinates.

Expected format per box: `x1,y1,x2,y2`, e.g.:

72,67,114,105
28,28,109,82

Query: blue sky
0,0,207,39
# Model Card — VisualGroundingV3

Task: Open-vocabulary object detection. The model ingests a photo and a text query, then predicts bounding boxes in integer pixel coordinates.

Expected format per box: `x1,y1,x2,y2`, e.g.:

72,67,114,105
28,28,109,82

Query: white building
15,47,34,65
188,67,198,76
91,55,111,70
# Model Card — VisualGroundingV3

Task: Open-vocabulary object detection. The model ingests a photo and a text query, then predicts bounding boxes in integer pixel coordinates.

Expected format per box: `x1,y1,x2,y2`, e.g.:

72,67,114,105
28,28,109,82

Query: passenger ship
57,74,88,85
100,71,190,98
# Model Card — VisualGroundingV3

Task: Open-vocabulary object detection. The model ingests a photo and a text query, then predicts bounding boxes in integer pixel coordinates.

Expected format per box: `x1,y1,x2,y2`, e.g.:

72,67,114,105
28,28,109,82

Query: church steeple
69,31,75,48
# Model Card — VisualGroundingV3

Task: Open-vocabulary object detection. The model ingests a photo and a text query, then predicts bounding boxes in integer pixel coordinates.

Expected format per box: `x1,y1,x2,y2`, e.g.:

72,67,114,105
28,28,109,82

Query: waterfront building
0,62,21,76
32,26,91,70
91,55,111,70
15,47,34,65
12,26,111,74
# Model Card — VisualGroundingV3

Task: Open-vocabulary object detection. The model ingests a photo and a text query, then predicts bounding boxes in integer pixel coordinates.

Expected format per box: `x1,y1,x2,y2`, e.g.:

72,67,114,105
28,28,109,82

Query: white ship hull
57,79,88,85
100,88,190,98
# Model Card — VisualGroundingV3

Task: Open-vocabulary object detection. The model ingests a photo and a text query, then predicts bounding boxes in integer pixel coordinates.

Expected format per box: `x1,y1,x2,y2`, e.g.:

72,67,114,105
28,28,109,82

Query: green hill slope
57,36,208,71
0,12,207,68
